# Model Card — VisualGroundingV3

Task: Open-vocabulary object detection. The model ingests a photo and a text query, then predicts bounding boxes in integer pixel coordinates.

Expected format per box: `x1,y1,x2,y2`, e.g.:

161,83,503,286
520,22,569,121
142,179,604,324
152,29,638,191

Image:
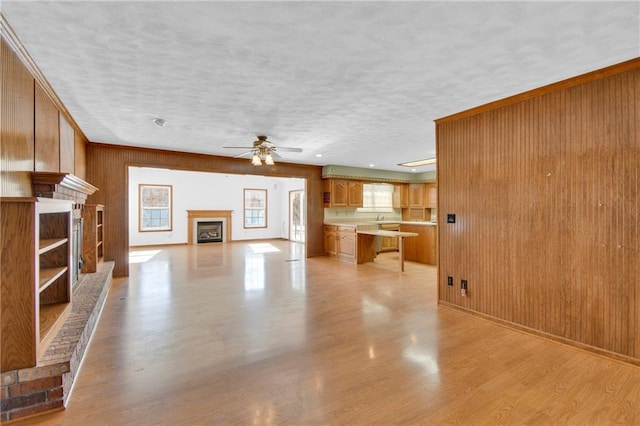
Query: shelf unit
1,198,73,371
82,204,104,273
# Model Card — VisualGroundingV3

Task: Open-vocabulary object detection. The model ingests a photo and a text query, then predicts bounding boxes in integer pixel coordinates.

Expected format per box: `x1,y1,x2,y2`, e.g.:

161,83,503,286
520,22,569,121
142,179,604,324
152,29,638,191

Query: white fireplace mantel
187,210,233,245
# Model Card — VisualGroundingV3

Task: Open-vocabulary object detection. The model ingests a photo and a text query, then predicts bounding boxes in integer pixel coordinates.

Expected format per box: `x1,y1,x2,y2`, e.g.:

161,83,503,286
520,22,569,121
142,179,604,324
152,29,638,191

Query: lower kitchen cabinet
324,224,357,263
337,226,356,262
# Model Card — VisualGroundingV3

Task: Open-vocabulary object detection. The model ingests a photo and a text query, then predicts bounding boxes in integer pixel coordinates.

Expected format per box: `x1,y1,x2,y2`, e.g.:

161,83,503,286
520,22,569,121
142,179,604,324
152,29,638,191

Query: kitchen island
356,229,419,271
324,220,437,267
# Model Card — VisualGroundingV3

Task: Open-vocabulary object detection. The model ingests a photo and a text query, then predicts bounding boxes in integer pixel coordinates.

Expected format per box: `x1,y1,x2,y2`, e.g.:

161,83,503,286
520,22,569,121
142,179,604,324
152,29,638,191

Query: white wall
128,167,304,246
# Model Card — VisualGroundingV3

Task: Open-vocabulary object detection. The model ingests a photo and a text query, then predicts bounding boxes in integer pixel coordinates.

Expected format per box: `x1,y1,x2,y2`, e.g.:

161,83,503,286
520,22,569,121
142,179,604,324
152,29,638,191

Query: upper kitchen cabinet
407,182,437,208
393,183,408,208
408,183,425,207
323,179,363,208
425,183,437,208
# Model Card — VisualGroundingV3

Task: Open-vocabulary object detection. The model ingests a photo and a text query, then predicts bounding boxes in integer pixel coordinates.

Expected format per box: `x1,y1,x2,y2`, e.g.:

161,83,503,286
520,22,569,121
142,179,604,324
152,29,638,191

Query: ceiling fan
223,136,303,165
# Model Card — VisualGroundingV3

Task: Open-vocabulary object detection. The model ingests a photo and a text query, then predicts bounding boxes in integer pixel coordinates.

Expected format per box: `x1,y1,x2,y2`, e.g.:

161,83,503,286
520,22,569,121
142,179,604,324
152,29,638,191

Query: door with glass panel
289,190,305,243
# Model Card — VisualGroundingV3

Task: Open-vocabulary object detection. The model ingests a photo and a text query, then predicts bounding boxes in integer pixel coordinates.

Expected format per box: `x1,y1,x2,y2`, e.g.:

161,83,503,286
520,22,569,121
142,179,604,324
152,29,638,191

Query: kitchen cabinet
347,181,363,207
337,226,356,261
378,223,399,252
425,183,437,208
408,183,425,207
323,179,363,208
324,224,357,263
324,225,337,255
392,184,408,208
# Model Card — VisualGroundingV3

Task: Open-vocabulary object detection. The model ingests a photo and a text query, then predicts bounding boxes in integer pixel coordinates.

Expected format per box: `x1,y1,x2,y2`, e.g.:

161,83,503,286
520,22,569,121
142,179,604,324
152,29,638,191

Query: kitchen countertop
324,220,437,227
356,229,419,237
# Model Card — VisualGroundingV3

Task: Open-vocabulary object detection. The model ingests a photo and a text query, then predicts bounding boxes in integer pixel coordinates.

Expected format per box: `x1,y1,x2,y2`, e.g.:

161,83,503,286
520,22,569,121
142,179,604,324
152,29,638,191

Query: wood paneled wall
436,59,640,362
0,37,88,197
34,82,60,172
86,143,325,277
1,37,34,197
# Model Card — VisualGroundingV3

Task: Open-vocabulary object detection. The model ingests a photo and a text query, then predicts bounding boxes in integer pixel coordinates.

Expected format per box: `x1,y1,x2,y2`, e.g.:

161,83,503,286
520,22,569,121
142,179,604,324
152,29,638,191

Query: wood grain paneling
86,143,324,277
74,132,87,179
59,115,75,173
34,82,60,172
1,202,37,371
436,61,640,361
1,38,35,197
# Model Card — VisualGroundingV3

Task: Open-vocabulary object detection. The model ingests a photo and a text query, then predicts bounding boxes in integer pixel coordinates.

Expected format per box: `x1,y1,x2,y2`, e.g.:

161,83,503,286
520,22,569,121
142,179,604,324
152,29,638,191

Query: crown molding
1,12,89,143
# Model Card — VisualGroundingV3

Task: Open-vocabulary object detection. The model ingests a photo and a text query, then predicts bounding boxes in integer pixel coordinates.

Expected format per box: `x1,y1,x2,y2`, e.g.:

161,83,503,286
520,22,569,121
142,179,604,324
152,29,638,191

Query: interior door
289,190,305,243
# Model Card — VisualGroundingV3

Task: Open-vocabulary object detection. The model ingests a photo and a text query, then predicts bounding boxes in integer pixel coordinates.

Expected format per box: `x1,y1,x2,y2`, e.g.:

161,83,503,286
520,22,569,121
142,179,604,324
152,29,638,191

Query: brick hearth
0,262,114,423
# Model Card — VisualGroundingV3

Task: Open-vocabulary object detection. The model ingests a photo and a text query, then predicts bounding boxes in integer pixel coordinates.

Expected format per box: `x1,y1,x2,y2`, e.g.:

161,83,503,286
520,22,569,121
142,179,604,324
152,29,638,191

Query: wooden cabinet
408,183,425,207
324,225,337,255
378,223,399,252
347,181,363,207
337,226,356,261
425,183,437,208
324,224,357,263
82,204,104,273
393,184,408,208
323,179,363,208
1,198,73,371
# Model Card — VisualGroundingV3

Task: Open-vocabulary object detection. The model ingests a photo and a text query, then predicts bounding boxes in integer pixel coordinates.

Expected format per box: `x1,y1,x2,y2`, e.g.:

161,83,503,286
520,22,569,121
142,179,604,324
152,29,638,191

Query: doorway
289,190,305,243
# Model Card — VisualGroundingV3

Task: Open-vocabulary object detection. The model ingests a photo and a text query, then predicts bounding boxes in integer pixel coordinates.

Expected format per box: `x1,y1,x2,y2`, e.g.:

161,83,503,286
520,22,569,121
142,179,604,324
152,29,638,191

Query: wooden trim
243,188,268,229
0,12,90,142
187,210,232,245
138,184,173,232
435,57,640,123
31,172,98,196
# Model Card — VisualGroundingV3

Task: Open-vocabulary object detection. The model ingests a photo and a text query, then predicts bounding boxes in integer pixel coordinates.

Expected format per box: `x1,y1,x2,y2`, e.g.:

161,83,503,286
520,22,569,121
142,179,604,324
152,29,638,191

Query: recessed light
152,118,166,127
412,168,417,172
369,164,375,168
398,158,436,167
315,154,323,158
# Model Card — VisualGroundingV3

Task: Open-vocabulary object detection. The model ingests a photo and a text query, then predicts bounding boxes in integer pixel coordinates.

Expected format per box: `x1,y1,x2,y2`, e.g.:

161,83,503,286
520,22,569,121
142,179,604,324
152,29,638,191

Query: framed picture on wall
139,184,173,232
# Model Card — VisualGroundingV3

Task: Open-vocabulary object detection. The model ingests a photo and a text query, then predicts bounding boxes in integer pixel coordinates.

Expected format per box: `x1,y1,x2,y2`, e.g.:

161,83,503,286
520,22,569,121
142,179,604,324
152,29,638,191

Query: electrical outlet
447,276,453,286
461,279,468,290
447,214,456,223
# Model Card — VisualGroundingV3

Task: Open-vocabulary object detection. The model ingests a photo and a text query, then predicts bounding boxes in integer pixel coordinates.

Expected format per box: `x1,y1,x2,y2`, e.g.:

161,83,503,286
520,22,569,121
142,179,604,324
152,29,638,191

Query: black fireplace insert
197,221,223,243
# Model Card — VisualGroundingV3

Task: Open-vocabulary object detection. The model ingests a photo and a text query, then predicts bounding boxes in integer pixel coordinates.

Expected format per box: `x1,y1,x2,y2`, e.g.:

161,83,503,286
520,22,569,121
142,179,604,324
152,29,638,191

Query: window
358,183,394,212
244,188,267,228
139,184,172,232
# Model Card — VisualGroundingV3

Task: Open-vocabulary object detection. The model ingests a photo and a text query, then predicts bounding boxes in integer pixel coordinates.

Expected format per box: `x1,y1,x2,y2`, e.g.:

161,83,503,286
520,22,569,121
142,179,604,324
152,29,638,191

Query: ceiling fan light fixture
251,153,262,166
264,153,275,165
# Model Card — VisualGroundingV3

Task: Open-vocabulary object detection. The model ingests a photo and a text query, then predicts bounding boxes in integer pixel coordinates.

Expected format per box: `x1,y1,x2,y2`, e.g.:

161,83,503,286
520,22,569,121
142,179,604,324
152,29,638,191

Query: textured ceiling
2,1,639,172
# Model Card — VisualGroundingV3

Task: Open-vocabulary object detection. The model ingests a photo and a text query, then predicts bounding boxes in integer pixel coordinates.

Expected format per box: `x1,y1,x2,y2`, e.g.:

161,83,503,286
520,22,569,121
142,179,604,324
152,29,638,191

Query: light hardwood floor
18,240,640,425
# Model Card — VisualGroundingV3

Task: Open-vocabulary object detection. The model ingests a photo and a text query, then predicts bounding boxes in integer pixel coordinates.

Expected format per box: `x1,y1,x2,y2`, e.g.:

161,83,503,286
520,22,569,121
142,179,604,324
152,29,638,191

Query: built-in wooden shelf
39,267,68,292
1,198,73,372
38,238,68,254
82,204,104,273
39,302,71,341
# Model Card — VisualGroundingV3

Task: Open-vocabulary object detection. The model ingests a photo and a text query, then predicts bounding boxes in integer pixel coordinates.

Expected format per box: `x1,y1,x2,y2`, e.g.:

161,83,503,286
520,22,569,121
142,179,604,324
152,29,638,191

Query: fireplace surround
187,210,233,245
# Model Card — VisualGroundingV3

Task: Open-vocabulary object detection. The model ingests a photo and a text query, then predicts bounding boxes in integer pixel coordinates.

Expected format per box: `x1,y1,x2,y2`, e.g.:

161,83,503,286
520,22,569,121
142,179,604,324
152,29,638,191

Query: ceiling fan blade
233,150,254,158
275,146,303,153
223,146,255,149
269,150,282,159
